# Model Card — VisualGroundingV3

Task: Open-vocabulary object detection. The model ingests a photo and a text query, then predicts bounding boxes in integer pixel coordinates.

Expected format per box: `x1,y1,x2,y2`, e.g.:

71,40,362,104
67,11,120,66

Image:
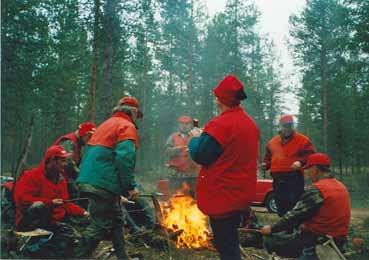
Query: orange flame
160,182,211,248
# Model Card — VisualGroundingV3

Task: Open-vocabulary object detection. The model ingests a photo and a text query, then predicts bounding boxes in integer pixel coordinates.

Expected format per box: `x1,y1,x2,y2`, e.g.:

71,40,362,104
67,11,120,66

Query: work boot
74,237,99,259
111,226,130,260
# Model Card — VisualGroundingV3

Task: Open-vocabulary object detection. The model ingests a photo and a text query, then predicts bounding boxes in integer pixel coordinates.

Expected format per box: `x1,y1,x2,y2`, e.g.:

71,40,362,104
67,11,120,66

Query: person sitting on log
261,153,351,259
14,145,89,257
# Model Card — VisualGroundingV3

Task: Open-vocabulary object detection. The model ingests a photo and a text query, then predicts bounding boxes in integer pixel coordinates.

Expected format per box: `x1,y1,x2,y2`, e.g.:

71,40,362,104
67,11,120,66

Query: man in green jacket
75,96,143,259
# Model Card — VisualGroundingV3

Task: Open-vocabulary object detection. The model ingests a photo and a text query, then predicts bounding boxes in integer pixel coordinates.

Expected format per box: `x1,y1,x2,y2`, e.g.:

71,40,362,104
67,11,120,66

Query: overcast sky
203,0,306,115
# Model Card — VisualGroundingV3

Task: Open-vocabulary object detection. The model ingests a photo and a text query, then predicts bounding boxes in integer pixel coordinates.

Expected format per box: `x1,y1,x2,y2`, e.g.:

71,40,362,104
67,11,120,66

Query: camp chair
316,235,347,260
14,228,53,253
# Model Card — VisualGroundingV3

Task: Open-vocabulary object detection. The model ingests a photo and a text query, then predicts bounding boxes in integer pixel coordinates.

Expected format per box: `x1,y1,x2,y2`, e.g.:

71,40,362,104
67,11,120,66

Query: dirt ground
92,207,369,260
2,207,368,259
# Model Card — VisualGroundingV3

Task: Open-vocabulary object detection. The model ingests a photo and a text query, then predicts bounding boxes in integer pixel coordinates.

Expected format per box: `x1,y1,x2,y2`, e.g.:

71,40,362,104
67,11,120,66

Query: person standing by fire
189,75,259,260
261,115,315,217
166,115,200,196
75,96,142,259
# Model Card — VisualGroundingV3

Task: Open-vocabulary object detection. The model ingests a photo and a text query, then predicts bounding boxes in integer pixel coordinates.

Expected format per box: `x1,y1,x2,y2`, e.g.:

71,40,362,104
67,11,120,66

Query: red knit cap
279,115,294,125
213,75,247,107
177,116,192,123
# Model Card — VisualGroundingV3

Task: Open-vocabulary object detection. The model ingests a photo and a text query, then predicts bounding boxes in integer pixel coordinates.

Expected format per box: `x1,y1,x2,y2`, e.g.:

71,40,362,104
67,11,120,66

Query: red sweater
14,162,85,229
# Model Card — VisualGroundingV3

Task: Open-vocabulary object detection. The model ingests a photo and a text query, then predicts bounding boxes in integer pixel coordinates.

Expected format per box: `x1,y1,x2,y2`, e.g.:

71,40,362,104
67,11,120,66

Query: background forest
2,0,369,203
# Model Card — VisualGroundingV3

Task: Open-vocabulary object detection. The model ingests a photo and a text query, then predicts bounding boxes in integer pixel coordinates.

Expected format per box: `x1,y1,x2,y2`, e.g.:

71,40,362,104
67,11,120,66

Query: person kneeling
14,145,89,257
261,153,350,260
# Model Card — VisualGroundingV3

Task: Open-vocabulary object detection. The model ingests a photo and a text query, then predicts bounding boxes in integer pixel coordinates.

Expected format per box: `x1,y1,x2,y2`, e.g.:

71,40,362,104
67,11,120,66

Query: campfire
159,182,211,249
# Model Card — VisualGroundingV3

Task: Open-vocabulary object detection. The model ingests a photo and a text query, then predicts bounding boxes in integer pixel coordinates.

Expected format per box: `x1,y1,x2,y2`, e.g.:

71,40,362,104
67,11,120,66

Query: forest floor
92,207,369,260
2,172,368,259
2,201,368,259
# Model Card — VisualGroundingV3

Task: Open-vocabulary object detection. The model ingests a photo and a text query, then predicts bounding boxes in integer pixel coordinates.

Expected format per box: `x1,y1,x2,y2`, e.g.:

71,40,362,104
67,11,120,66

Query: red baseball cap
214,75,247,107
118,96,143,118
45,145,72,160
279,115,294,125
177,115,192,123
78,122,96,137
303,153,331,170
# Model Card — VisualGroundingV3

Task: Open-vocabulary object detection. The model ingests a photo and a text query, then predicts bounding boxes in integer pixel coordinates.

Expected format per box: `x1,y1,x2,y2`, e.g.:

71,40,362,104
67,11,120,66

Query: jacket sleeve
114,140,137,193
263,144,272,170
271,187,323,233
59,180,85,216
189,132,223,166
15,174,53,207
64,203,85,216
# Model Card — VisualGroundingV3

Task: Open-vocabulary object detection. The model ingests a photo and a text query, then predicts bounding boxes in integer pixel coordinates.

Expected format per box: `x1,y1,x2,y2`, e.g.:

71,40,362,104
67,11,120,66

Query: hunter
166,115,200,196
261,153,351,260
262,115,315,216
14,145,89,257
75,96,142,259
53,121,96,199
189,75,259,260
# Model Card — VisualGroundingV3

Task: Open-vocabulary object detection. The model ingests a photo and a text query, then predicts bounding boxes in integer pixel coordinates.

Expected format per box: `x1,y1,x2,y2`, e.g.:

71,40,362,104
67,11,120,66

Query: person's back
75,97,142,260
209,107,258,170
197,106,259,216
190,75,259,260
304,178,350,238
78,114,138,194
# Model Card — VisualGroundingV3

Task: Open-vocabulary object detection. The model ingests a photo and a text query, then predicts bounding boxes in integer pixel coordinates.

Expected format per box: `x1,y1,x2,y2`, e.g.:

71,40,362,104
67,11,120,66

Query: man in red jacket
262,115,315,216
53,122,96,199
189,75,259,260
14,145,89,256
261,153,351,259
166,115,200,195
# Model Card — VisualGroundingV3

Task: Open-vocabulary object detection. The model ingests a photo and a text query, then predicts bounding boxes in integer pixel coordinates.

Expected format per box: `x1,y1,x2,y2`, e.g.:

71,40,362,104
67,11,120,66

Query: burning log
159,192,212,249
168,229,184,240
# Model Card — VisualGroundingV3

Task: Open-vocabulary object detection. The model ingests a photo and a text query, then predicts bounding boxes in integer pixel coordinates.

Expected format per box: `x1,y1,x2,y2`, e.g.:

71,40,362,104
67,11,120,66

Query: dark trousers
210,213,242,260
18,203,53,231
75,192,129,259
264,229,347,259
124,197,155,232
18,203,81,258
272,171,304,217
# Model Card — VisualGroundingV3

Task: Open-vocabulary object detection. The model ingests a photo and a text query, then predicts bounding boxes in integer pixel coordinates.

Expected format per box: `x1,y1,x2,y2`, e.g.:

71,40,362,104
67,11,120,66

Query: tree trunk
321,47,329,152
88,0,100,122
99,0,117,121
55,87,64,138
187,0,194,113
